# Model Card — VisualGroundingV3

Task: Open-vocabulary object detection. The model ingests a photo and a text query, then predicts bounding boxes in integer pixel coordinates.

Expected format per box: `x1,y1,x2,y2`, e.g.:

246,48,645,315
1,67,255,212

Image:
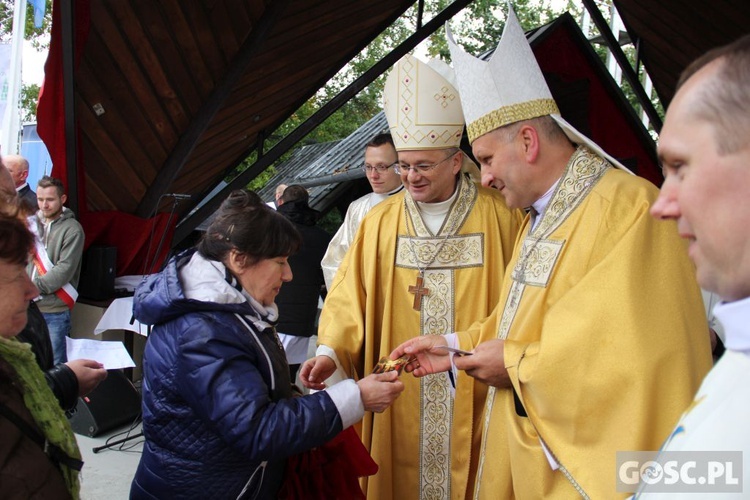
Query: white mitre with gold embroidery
447,3,630,172
383,54,464,151
383,54,480,179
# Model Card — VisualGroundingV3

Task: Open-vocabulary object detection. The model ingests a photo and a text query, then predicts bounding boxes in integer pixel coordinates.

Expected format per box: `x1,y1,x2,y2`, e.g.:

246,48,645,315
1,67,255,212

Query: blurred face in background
4,156,28,188
364,143,401,194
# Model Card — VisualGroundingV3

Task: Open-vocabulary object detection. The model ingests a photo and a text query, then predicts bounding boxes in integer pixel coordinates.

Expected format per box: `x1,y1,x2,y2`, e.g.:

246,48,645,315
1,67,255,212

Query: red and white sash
28,217,78,309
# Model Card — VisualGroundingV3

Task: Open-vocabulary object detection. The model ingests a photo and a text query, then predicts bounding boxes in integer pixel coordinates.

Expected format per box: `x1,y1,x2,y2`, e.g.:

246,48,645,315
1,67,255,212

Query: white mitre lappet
447,3,631,172
383,53,480,180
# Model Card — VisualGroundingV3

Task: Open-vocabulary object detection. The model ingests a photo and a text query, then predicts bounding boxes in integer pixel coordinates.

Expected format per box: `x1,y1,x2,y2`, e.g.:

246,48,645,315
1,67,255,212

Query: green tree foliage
425,0,579,60
19,82,39,122
0,0,52,49
234,0,583,193
1,0,51,123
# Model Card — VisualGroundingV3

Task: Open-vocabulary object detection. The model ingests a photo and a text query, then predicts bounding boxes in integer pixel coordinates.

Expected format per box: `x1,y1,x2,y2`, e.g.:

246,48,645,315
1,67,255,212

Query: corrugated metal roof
257,111,389,212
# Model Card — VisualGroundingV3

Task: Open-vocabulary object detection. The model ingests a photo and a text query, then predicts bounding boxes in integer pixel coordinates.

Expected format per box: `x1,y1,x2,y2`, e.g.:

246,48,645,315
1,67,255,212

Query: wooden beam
173,0,474,245
582,0,662,132
135,0,291,218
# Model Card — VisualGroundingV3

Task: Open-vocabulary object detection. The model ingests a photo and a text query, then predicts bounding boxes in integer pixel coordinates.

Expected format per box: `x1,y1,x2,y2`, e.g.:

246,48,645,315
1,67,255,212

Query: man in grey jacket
29,176,84,363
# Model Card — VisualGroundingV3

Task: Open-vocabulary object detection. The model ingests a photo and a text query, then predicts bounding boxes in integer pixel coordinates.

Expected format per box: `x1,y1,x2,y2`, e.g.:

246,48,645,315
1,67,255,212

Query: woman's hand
299,355,336,390
356,371,404,413
65,359,107,396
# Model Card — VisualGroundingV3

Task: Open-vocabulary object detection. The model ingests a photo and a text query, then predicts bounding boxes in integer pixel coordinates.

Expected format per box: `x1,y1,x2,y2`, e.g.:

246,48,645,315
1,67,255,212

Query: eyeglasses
393,150,458,175
362,163,397,174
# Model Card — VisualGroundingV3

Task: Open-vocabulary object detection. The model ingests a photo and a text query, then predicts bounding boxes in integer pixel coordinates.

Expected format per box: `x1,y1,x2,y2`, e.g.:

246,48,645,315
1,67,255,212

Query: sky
22,40,47,85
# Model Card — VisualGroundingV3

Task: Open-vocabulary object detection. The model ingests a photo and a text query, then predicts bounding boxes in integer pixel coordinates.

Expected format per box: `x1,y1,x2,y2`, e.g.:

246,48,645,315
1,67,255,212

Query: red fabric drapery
81,211,177,276
36,0,176,275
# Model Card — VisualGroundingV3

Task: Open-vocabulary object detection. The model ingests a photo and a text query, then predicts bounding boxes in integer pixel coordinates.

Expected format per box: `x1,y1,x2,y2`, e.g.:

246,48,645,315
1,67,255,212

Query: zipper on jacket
235,314,276,391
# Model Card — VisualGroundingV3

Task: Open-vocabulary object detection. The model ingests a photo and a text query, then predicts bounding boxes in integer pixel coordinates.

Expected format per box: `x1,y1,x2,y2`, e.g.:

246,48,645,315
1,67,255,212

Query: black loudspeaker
78,246,117,301
68,370,141,437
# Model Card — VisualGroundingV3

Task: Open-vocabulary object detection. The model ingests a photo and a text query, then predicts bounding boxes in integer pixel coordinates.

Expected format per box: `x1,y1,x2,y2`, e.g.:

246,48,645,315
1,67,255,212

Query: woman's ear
226,249,247,274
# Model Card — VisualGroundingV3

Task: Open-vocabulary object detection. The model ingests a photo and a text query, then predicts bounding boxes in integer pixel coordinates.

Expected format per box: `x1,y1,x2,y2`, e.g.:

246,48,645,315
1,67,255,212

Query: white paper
94,296,149,336
65,337,136,369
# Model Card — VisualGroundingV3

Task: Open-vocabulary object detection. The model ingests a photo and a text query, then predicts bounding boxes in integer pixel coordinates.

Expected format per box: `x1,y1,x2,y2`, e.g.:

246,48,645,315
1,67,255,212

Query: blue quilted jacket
130,249,344,499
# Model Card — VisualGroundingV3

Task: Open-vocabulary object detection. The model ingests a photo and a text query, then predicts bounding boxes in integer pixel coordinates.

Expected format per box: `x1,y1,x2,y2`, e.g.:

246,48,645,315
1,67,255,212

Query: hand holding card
434,345,473,357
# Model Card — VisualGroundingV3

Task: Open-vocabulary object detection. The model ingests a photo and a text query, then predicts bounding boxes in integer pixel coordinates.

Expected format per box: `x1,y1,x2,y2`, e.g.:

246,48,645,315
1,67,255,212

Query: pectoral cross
408,274,430,310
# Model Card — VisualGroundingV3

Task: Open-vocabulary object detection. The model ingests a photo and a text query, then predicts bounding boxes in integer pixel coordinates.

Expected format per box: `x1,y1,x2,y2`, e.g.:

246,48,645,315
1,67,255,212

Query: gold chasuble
462,147,712,499
319,174,522,500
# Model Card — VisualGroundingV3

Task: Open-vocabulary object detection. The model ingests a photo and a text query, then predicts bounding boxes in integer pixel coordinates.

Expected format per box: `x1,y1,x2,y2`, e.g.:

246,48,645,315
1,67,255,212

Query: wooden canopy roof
68,0,415,218
613,0,750,107
42,0,750,264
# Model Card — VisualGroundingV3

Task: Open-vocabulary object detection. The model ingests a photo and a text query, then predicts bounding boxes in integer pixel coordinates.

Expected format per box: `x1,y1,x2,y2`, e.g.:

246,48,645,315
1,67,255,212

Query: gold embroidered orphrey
474,147,611,500
395,174,484,499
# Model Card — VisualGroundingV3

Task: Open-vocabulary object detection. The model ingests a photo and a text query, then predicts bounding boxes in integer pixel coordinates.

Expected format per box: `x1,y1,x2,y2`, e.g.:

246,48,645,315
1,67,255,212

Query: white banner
0,43,11,133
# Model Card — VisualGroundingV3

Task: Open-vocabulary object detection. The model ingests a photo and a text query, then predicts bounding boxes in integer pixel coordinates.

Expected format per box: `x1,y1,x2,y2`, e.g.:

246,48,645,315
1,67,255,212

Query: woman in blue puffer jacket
130,190,404,499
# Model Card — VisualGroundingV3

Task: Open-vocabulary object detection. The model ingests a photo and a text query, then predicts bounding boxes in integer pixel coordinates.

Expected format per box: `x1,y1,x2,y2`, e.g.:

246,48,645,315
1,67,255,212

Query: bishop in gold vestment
424,8,715,497
318,174,521,499
460,148,712,498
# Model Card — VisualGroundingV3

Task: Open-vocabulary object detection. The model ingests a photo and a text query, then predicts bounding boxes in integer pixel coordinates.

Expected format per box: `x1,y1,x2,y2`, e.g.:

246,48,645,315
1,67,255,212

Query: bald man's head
3,155,29,188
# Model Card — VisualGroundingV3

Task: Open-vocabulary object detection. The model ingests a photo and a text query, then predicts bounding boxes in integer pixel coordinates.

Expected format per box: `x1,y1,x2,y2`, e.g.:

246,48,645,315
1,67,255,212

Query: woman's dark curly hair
198,189,302,266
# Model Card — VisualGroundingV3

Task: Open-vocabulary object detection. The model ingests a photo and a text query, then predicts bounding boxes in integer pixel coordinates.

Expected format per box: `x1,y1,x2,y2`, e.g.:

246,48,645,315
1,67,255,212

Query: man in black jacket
275,185,332,381
4,155,37,213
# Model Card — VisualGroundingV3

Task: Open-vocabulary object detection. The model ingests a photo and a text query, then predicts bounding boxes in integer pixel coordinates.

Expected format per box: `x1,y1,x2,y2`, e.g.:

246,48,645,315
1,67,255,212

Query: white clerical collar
16,182,29,193
416,183,459,234
416,183,459,217
713,296,750,354
529,178,560,230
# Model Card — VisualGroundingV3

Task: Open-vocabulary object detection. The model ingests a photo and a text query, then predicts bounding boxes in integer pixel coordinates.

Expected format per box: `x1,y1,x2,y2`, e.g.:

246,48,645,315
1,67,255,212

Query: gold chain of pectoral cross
403,205,452,311
510,206,547,285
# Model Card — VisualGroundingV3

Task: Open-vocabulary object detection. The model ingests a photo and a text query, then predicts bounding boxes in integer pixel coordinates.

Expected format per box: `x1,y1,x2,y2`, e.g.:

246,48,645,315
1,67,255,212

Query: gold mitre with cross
383,54,480,179
447,3,630,171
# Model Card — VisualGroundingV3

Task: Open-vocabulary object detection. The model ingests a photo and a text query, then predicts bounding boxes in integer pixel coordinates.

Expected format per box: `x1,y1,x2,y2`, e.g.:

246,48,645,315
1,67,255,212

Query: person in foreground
392,6,711,498
0,212,83,498
635,34,750,498
130,189,404,499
